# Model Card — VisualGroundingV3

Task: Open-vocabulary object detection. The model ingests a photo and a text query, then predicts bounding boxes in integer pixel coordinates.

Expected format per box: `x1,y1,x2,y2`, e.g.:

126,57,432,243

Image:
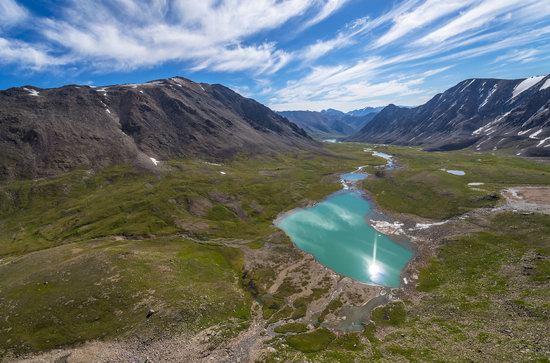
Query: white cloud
300,0,350,29
0,0,27,28
416,0,539,45
375,0,474,47
493,49,541,64
1,0,344,73
269,56,446,111
0,38,64,69
298,34,353,62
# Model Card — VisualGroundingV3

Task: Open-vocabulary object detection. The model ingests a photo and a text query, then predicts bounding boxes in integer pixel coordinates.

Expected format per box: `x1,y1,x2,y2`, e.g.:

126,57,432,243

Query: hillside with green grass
1,143,549,361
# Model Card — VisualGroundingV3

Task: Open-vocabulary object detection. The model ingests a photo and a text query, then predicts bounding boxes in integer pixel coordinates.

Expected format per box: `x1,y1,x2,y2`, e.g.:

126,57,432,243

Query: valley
1,143,548,362
2,1,549,361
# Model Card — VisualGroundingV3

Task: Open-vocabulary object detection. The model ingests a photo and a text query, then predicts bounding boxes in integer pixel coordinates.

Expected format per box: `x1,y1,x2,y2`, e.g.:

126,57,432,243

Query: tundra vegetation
0,143,548,361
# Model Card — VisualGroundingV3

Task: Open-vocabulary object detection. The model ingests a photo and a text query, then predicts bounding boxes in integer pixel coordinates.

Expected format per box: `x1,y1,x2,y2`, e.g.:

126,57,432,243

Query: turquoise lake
276,190,412,288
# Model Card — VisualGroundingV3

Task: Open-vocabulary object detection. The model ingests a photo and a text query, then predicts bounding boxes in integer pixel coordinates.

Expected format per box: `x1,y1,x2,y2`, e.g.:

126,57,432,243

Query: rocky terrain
348,75,550,156
0,77,315,180
278,109,378,139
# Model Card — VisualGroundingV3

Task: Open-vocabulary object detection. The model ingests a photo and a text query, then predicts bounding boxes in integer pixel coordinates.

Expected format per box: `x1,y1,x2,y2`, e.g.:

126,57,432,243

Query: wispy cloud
271,0,550,110
0,0,27,28
375,0,474,47
0,0,549,111
300,0,350,29
1,0,341,73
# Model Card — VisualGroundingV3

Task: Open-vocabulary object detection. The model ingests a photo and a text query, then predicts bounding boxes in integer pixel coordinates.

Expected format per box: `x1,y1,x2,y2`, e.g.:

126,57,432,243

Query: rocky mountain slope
0,77,315,180
278,108,378,139
348,75,550,156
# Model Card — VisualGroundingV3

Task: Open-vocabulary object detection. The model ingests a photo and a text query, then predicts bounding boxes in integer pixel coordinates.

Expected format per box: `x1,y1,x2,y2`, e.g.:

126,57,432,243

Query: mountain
278,109,378,139
0,77,315,180
348,75,550,156
347,106,385,117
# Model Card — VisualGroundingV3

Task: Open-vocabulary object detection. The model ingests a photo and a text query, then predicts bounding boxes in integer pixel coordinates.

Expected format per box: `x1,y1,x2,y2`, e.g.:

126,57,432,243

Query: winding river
275,155,412,288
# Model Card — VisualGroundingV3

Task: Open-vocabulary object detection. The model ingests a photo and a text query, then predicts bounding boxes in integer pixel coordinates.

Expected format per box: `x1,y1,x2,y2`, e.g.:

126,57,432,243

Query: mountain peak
347,75,550,156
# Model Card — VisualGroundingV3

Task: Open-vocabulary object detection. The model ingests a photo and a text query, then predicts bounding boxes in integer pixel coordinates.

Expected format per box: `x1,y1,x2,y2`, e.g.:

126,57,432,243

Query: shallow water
276,190,412,288
371,151,395,168
340,172,368,182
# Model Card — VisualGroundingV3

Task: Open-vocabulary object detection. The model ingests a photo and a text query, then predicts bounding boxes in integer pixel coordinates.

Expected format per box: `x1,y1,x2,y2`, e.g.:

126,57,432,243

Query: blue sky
1,0,549,111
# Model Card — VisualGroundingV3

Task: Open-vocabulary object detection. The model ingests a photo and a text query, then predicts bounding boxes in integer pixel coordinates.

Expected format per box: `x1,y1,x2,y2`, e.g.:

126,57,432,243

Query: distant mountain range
0,77,315,180
347,106,386,117
278,108,380,139
347,75,550,156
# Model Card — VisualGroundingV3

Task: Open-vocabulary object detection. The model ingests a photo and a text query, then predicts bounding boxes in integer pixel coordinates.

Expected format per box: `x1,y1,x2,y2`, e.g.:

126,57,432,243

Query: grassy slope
0,145,384,357
365,213,550,362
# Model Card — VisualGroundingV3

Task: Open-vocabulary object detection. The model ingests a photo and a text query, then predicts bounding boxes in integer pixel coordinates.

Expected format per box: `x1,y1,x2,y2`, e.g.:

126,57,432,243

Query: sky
0,0,549,112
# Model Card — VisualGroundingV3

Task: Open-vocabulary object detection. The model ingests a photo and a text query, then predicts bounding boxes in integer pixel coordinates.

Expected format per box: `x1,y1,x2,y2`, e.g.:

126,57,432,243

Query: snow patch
96,87,108,96
369,220,405,235
537,137,550,147
511,76,545,99
468,182,485,186
459,79,475,92
220,171,226,175
149,157,160,166
440,169,465,176
23,88,40,97
479,84,497,109
540,79,550,91
105,109,111,114
410,221,448,230
529,129,542,139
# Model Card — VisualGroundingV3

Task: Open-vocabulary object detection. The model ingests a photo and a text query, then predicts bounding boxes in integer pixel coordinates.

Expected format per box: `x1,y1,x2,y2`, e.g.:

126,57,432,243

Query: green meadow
1,143,549,361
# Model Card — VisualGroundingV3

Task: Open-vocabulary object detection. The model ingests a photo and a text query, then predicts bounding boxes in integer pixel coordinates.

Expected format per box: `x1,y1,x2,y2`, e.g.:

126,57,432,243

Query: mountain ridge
347,75,550,156
0,77,316,180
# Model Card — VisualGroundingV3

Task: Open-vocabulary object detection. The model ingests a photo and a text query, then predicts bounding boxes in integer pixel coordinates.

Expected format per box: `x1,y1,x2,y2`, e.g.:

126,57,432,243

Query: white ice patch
459,79,475,92
204,162,222,166
403,278,408,285
410,220,448,230
96,87,108,96
105,109,111,114
199,85,205,92
529,129,543,139
472,111,511,136
518,128,533,136
440,169,465,176
540,79,550,91
23,88,40,96
479,84,498,109
511,76,545,99
220,171,226,175
468,182,485,186
139,90,144,94
370,220,405,235
149,157,160,166
537,137,550,147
